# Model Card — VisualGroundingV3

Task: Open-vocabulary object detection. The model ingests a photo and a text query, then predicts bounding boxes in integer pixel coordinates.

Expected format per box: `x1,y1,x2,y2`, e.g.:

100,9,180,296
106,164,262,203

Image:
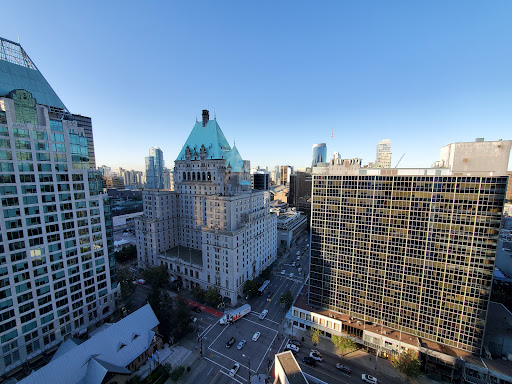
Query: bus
257,280,271,296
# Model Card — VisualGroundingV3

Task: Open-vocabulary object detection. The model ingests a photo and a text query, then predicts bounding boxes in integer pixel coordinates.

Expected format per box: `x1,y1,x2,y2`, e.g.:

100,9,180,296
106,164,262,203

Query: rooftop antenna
214,108,216,120
195,114,198,123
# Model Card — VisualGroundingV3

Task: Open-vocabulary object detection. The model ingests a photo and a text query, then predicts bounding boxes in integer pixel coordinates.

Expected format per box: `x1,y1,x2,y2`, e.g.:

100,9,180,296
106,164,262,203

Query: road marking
199,324,213,339
209,348,250,371
208,323,230,349
243,317,280,332
205,358,248,383
208,369,221,384
219,369,247,384
257,332,277,373
207,366,215,376
299,363,351,384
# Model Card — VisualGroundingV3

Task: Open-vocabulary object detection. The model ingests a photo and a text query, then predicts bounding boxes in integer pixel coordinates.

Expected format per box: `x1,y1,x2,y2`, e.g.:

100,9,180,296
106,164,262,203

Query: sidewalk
281,323,434,384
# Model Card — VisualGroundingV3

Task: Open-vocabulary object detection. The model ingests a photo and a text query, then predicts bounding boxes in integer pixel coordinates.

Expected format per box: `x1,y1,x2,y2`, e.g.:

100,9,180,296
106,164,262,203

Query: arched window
187,172,191,180
207,172,211,181
202,172,206,181
192,172,196,181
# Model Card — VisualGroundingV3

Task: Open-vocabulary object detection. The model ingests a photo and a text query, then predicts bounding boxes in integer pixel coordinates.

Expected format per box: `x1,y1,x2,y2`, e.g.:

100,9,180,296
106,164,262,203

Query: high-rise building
162,167,173,190
312,143,327,166
144,147,164,189
376,139,392,168
307,139,511,355
280,165,292,186
289,170,312,213
251,167,270,191
135,110,277,305
0,37,117,376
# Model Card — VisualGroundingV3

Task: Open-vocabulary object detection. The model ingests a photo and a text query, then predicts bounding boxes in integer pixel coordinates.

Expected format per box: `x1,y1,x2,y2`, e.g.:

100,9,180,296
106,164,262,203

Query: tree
191,285,206,303
148,290,174,342
205,287,222,307
260,267,272,280
311,328,322,345
243,280,259,299
280,290,294,309
114,244,138,263
117,266,135,303
143,265,169,290
391,351,421,378
169,366,186,382
331,335,356,354
170,300,192,340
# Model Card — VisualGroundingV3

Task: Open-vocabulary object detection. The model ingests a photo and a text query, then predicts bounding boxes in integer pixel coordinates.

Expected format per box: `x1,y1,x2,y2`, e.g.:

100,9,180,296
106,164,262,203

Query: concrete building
135,110,277,305
302,139,510,380
271,206,307,249
312,143,327,166
103,174,125,189
288,170,312,213
274,350,309,384
19,304,162,384
280,165,292,186
0,37,117,377
162,167,173,190
118,168,143,189
251,167,270,191
376,139,392,168
97,165,111,176
144,147,164,189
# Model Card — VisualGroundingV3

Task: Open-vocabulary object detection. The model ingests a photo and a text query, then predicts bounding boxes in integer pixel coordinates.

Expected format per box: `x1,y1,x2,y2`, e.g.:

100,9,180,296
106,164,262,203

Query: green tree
331,335,356,353
143,265,169,290
169,366,186,382
170,300,192,340
260,267,272,280
148,290,174,341
311,328,322,345
129,375,143,384
114,244,138,263
391,351,422,378
191,285,206,303
280,290,294,309
117,266,135,303
205,287,222,307
243,280,259,299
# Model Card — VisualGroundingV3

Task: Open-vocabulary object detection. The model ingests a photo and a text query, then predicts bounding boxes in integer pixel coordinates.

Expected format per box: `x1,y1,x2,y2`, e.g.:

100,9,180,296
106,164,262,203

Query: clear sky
2,1,511,172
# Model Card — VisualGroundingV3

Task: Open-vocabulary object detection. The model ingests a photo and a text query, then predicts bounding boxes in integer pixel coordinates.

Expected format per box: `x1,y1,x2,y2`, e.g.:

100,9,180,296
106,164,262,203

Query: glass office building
310,171,506,353
0,37,117,376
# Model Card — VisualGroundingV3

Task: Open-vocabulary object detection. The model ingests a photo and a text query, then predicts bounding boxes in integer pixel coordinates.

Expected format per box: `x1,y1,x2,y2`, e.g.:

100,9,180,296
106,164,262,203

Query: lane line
243,317,280,332
219,369,247,384
208,323,230,350
208,348,250,371
208,369,221,384
257,332,278,373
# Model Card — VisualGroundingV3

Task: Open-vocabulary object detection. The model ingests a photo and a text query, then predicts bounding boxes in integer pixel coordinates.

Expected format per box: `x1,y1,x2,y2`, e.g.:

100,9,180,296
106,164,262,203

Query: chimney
202,110,209,127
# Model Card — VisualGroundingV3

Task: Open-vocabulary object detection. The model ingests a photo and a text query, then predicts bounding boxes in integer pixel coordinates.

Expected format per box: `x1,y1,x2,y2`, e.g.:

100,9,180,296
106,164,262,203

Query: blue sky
2,1,511,171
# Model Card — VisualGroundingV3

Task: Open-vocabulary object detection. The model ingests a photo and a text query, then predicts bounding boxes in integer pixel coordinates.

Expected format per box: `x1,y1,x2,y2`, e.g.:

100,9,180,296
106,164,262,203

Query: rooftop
275,351,309,384
0,37,67,110
161,245,203,267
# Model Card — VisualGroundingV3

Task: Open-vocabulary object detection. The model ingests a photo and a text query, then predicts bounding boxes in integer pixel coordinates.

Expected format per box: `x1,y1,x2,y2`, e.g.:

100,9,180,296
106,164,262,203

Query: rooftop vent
475,138,485,142
202,110,209,127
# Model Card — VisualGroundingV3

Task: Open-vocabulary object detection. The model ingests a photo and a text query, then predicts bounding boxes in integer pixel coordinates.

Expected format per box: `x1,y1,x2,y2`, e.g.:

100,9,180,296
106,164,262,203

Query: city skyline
1,1,511,172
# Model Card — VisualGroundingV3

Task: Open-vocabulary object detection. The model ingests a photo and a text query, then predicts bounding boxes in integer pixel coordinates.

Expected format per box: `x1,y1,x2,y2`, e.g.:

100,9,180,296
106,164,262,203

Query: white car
292,262,296,267
259,310,268,320
310,350,323,361
289,273,294,278
285,343,300,352
229,363,240,377
281,270,286,275
138,279,146,284
296,256,300,261
252,332,261,341
298,267,302,273
296,251,300,256
362,374,377,384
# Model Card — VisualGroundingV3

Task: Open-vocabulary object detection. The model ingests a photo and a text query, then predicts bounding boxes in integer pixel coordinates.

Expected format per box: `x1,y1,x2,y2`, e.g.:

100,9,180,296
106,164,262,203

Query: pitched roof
20,304,159,384
0,38,67,110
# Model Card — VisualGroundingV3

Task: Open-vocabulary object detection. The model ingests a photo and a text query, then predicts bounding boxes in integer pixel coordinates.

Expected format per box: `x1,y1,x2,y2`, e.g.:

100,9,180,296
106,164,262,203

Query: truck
219,304,251,325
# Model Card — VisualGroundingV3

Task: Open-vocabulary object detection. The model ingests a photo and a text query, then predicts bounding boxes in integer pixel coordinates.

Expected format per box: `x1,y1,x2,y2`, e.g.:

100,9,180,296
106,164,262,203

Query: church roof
0,37,67,110
175,118,246,172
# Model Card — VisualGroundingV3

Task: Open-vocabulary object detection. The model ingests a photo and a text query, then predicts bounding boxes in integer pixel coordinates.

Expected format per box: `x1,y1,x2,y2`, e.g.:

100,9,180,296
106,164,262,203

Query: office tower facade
312,143,327,166
162,167,173,190
0,37,117,376
280,165,291,186
71,114,95,169
145,147,164,189
136,110,277,305
309,141,510,354
251,167,270,191
376,139,392,168
289,170,312,213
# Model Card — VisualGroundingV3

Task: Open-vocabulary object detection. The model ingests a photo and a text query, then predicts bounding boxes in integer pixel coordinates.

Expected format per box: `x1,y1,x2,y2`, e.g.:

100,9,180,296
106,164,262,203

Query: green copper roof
0,38,67,110
224,145,245,173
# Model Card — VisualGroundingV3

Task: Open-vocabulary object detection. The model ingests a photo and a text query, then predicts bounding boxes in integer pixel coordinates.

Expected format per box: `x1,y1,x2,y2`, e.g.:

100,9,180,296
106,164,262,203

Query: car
289,273,294,278
226,337,236,348
296,251,301,255
229,363,240,377
298,267,302,273
362,374,377,384
310,350,323,361
281,270,286,275
252,332,261,341
138,279,146,284
336,363,351,374
191,306,201,313
285,347,298,355
292,262,296,267
296,256,300,261
302,356,317,367
259,310,268,320
267,291,273,298
285,343,299,352
289,340,301,347
237,339,247,350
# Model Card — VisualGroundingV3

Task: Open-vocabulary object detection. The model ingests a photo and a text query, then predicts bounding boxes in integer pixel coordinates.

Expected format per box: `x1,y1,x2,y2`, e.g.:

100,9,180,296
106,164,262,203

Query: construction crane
394,154,405,168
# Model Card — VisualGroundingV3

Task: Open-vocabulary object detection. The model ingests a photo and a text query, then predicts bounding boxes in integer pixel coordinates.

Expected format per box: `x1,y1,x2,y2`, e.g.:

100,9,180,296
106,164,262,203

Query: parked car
296,256,300,261
226,337,236,348
252,332,261,341
229,363,240,377
302,356,317,367
310,350,323,361
298,267,302,273
191,306,201,313
289,340,301,347
289,273,294,278
292,262,296,267
259,310,268,320
362,374,377,384
138,279,146,284
336,363,351,374
281,270,286,275
285,347,298,356
237,339,247,350
296,251,301,255
285,343,299,353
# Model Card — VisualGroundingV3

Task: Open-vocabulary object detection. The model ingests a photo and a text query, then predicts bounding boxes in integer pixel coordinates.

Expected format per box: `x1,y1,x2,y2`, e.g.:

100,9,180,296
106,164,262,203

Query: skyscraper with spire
136,110,277,305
